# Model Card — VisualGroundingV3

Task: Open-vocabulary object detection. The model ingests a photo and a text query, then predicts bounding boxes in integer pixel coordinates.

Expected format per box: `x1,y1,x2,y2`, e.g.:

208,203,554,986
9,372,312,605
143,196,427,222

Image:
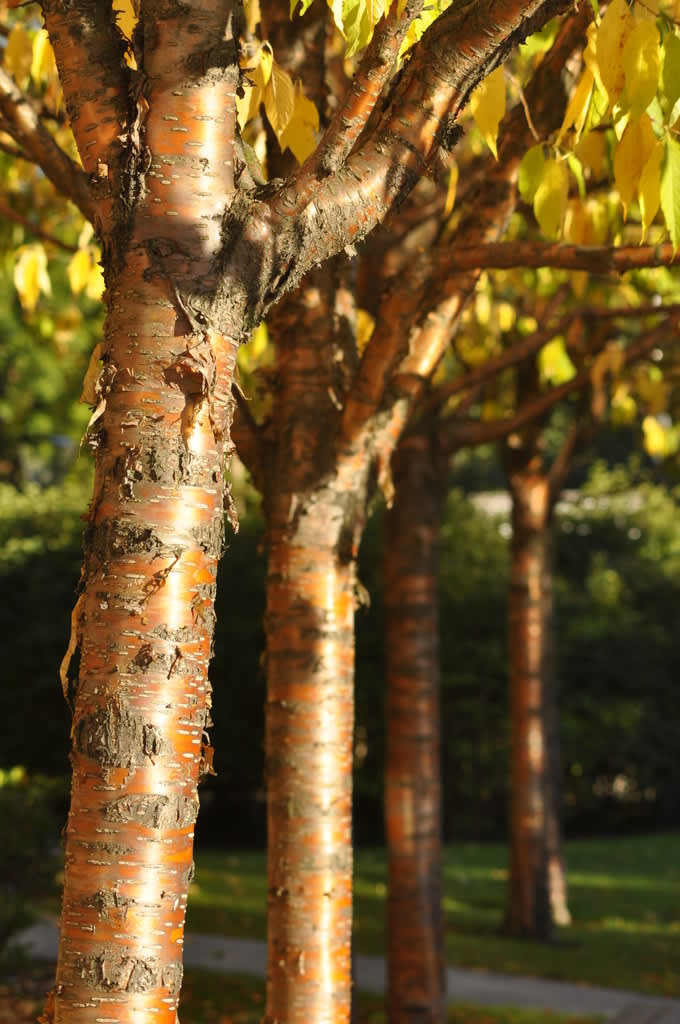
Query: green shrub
0,767,63,960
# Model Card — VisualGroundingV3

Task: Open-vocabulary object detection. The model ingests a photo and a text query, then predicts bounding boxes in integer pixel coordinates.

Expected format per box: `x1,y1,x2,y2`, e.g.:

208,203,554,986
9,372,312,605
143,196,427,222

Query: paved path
19,918,680,1022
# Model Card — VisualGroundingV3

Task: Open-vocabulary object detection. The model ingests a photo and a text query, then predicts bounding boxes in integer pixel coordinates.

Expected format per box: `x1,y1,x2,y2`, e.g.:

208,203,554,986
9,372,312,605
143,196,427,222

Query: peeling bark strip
385,433,446,1024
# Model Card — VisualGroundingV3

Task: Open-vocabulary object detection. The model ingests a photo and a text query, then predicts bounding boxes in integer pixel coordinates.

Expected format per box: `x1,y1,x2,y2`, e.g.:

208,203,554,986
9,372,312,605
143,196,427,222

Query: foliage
0,767,63,963
185,832,680,997
0,255,102,486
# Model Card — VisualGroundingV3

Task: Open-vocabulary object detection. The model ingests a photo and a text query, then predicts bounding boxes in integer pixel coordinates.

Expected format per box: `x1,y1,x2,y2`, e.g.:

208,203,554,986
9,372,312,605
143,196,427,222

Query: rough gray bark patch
74,704,166,767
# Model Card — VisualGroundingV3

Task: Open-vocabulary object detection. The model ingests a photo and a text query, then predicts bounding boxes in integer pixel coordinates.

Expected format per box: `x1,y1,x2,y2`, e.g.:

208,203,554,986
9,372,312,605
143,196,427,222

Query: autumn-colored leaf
596,0,634,107
13,244,51,312
278,86,319,163
613,112,655,214
660,135,680,249
533,159,568,238
622,20,661,119
518,145,544,204
469,67,505,160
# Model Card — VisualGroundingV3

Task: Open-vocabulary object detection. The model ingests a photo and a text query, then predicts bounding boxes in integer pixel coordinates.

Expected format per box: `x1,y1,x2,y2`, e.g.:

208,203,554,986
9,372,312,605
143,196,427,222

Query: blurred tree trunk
504,451,554,939
384,431,447,1024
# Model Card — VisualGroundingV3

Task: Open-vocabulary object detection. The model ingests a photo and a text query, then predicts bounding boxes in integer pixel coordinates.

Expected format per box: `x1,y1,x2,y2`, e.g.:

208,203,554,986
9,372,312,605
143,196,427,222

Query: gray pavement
18,917,680,1021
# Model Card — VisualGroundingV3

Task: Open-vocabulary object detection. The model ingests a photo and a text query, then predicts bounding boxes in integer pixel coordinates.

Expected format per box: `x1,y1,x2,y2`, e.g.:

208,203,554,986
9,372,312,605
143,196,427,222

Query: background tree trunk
384,431,446,1024
504,454,553,940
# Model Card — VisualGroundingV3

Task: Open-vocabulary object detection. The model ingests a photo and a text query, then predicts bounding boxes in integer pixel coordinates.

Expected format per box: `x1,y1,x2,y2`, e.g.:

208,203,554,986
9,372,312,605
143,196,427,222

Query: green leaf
660,135,680,249
533,159,568,239
662,32,680,123
518,145,545,204
566,153,586,198
331,0,386,56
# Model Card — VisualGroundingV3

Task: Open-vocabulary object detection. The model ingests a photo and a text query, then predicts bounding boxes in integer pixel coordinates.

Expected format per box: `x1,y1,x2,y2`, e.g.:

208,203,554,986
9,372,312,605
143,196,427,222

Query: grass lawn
178,969,599,1024
186,832,680,998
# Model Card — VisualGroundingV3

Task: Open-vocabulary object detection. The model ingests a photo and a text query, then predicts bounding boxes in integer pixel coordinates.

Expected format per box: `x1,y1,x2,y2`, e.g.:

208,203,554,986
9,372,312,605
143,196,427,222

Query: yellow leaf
575,131,607,180
596,0,635,107
356,309,375,354
642,415,670,456
86,259,105,301
469,67,505,159
639,139,663,238
613,111,655,214
533,159,569,238
558,68,594,143
113,0,138,40
622,20,661,118
13,244,51,312
264,63,296,137
236,82,263,131
563,199,589,244
67,249,93,295
611,384,637,424
278,86,319,163
250,321,269,360
538,337,576,385
443,161,458,218
243,0,261,33
259,43,273,87
4,25,33,87
31,29,57,83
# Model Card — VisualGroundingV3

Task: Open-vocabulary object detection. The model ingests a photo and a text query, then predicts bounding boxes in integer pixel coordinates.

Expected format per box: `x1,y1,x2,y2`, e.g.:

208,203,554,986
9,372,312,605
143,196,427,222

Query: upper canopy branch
246,0,577,314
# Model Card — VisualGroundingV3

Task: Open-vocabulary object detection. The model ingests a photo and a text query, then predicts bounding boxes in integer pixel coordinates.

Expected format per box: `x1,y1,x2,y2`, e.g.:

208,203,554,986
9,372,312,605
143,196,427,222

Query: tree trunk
505,466,553,940
264,523,357,1024
384,432,446,1024
41,3,242,1018
52,267,239,1022
542,533,571,927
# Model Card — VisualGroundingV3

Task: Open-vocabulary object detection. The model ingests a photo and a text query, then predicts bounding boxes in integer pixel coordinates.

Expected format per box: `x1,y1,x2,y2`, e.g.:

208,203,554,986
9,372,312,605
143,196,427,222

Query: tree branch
40,0,130,233
436,239,680,275
0,196,78,251
0,67,94,221
259,0,576,307
337,6,589,446
303,0,426,176
438,312,679,455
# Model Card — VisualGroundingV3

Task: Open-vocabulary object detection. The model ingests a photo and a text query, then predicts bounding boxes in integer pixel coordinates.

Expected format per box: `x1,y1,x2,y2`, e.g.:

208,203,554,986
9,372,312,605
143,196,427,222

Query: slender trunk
385,432,446,1024
505,468,553,940
264,524,356,1024
543,534,571,926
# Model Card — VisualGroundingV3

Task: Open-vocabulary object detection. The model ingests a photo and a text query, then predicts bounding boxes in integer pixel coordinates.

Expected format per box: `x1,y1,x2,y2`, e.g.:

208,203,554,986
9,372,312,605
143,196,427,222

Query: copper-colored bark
385,433,446,1024
505,452,554,940
46,0,241,1018
54,263,238,1023
265,532,356,1024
